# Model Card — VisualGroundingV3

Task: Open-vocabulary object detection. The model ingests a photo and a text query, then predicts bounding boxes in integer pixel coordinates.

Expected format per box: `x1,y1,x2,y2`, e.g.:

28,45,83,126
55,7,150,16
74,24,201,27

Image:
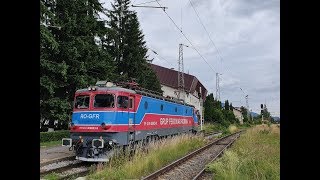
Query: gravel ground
40,145,75,164
196,171,213,180
58,166,90,177
40,160,81,172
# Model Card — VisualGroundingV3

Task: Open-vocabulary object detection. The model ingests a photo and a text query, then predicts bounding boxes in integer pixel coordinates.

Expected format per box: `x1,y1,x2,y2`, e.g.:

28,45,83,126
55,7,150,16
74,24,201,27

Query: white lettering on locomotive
79,126,98,130
160,117,189,125
80,114,100,119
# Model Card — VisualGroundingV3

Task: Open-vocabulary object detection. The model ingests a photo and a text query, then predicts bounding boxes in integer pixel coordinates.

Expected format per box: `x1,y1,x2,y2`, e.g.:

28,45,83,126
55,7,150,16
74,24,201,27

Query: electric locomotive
62,81,199,162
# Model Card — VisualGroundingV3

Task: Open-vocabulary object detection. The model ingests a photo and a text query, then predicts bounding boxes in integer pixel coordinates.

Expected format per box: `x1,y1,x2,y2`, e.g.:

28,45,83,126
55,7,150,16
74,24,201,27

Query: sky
101,0,280,117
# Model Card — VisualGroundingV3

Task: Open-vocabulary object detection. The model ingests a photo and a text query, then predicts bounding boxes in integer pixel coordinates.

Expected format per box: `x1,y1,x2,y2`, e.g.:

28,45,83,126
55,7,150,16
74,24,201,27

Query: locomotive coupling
92,139,104,148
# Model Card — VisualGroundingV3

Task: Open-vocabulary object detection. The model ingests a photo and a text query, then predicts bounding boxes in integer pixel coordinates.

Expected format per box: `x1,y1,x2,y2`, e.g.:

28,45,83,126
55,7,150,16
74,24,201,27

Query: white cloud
101,0,280,116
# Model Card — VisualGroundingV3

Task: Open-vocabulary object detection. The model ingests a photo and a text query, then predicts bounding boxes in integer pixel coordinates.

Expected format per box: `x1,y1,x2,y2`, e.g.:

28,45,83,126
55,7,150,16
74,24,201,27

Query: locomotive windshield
94,94,115,108
75,95,90,109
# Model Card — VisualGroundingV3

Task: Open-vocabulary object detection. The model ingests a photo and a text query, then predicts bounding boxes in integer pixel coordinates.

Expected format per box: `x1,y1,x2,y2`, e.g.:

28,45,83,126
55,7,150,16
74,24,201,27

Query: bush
242,122,252,127
40,130,70,142
267,121,272,127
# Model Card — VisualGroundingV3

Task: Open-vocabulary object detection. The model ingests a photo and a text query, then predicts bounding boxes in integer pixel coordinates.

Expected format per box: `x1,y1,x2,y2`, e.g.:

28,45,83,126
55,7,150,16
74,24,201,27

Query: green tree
230,103,233,110
204,93,215,122
55,0,115,99
223,110,236,124
204,94,233,127
212,109,227,125
224,100,229,110
240,106,249,123
263,104,271,120
106,0,161,92
40,0,70,131
41,0,116,131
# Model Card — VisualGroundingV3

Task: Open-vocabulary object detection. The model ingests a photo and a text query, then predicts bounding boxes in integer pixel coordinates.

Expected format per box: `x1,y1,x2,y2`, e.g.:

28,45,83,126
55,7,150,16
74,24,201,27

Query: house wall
161,85,203,118
233,109,244,124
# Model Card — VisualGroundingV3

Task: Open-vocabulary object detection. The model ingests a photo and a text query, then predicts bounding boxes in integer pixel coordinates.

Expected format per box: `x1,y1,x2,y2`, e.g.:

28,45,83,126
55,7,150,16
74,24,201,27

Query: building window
160,104,164,111
144,101,148,109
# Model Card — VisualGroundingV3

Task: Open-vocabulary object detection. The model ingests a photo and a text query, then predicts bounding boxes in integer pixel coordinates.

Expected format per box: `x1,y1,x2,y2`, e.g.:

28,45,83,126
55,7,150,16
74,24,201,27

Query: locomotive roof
76,86,136,93
76,85,194,108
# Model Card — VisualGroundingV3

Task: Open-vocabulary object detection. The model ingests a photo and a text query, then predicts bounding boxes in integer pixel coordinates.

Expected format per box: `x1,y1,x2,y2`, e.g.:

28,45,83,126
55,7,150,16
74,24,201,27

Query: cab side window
117,96,129,109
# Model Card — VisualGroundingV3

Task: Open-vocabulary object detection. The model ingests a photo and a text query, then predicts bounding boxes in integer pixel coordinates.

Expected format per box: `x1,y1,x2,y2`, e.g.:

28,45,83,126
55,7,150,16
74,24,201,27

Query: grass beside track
40,140,61,148
207,124,280,180
88,134,206,179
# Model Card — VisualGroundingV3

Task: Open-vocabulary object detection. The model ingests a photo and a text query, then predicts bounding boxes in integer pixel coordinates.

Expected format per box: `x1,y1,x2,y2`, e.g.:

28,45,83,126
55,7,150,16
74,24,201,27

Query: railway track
40,157,93,180
39,131,237,179
141,131,243,180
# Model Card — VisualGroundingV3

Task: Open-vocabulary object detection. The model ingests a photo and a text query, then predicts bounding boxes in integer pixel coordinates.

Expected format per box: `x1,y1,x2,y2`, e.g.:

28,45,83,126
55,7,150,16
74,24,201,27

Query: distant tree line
40,0,161,131
252,104,275,123
203,93,278,127
203,93,238,127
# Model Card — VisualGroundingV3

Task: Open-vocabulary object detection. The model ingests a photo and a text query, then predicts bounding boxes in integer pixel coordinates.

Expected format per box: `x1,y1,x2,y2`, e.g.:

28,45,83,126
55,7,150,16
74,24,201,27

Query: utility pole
216,73,221,101
178,43,188,102
239,87,250,120
261,103,264,123
199,86,203,131
246,95,250,119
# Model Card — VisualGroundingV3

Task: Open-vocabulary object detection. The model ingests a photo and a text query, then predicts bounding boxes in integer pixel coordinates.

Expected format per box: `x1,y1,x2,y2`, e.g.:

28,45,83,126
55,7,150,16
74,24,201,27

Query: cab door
128,95,135,145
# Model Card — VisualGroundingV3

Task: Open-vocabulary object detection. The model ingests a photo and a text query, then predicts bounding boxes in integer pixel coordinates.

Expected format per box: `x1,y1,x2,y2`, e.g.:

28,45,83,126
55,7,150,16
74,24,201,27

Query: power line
134,0,159,6
188,0,223,64
216,73,222,101
188,0,237,88
155,0,217,73
180,0,183,31
154,0,252,106
188,0,246,92
147,47,174,67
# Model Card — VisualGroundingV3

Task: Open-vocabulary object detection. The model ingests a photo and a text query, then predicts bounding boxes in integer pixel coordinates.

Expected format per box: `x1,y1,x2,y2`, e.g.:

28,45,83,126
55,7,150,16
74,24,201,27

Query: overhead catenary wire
188,0,223,64
188,0,238,87
147,47,175,67
187,0,246,92
133,0,160,6
138,1,278,115
155,0,217,73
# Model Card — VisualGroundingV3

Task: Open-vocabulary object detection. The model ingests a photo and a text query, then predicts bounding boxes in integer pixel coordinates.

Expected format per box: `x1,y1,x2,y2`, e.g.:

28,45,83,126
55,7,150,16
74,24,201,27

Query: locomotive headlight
109,141,113,145
62,138,72,147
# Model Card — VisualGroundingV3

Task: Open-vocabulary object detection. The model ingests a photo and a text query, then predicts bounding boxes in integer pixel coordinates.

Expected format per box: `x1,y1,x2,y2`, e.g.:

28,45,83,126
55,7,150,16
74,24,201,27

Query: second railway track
40,158,93,179
40,131,241,179
142,131,243,180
